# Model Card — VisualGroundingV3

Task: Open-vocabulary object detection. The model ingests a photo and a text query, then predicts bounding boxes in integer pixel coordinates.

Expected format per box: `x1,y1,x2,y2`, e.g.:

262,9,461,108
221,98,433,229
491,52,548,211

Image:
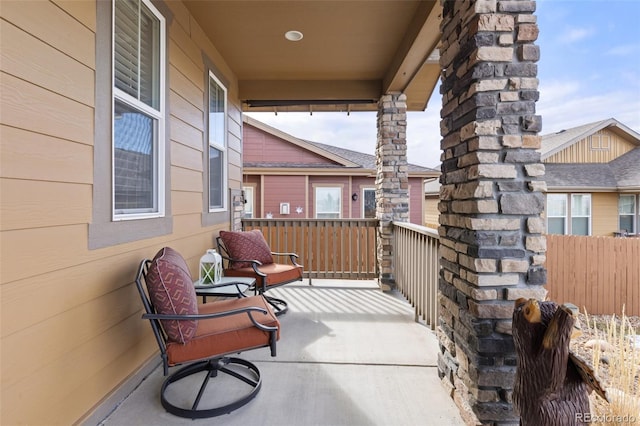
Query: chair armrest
271,251,298,258
218,252,265,272
271,252,301,267
142,305,278,332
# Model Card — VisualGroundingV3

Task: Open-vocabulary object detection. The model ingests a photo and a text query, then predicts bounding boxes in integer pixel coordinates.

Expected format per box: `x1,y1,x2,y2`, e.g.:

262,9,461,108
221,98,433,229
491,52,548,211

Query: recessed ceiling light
284,30,304,42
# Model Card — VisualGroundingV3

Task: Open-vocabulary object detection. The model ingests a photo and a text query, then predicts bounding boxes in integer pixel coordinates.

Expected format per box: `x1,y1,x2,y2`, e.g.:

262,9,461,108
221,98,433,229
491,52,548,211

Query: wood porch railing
392,222,441,329
241,219,441,328
242,219,378,281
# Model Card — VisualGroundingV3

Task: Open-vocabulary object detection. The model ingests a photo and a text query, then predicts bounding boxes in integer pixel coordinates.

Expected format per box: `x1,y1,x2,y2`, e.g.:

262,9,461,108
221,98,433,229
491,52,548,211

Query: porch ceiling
182,1,442,112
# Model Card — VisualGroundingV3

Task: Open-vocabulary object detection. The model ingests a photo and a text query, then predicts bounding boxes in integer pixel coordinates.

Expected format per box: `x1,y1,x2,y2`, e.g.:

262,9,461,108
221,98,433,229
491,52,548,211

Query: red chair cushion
166,295,280,365
145,247,198,344
224,263,303,288
219,230,274,269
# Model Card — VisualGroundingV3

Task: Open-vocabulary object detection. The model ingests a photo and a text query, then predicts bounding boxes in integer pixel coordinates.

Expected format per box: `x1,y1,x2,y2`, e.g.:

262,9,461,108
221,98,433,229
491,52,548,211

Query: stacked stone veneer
375,93,409,290
231,189,244,231
437,1,547,424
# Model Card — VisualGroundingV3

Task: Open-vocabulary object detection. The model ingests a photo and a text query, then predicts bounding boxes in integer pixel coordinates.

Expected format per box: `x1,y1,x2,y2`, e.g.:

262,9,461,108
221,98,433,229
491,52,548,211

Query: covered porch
0,0,545,424
98,279,465,425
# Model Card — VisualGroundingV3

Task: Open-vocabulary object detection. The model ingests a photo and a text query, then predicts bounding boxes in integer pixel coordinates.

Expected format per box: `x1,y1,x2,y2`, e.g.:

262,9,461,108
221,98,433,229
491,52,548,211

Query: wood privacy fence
241,219,378,281
546,234,640,316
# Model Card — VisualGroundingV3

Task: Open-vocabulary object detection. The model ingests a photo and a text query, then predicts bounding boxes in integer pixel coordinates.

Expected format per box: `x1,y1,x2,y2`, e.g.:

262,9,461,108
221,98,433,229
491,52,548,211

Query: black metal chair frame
216,236,303,316
135,260,278,419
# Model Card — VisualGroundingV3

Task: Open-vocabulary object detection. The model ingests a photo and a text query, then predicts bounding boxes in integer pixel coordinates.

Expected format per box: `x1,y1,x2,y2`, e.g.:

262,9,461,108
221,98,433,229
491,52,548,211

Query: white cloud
606,44,639,56
538,85,640,134
560,27,595,44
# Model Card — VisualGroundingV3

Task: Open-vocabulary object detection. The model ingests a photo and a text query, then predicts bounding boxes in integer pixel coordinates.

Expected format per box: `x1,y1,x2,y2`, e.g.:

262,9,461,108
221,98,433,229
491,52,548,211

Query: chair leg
264,295,288,316
160,357,262,419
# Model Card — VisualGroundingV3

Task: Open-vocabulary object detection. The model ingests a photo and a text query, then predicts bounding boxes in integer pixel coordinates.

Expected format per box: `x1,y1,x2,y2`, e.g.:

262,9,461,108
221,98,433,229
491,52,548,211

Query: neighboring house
423,177,441,229
541,118,640,236
242,117,438,225
423,118,640,235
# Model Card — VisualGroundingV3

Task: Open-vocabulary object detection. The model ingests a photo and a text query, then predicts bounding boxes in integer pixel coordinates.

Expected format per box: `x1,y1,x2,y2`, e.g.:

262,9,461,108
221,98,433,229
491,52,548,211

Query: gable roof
540,118,640,160
243,116,439,177
541,118,640,191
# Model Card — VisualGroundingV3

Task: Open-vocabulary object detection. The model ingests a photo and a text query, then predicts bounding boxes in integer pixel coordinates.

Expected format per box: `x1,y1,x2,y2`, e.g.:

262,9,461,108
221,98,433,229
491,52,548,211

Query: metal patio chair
135,247,280,419
217,229,303,316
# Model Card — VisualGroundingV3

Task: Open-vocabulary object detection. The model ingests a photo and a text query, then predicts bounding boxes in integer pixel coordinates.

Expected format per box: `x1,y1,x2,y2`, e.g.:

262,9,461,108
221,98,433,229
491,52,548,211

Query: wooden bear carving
512,298,608,426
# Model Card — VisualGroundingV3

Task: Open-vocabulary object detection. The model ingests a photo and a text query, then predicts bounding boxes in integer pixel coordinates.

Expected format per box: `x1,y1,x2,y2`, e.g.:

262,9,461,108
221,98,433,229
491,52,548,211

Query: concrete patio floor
98,280,465,426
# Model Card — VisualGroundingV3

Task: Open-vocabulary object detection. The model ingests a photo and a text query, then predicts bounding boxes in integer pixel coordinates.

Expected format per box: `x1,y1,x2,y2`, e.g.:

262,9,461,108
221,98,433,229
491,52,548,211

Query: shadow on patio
98,280,464,426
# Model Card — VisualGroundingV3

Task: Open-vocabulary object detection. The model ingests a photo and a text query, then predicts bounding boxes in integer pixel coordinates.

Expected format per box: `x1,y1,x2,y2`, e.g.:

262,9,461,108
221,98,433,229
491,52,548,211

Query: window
113,0,165,219
208,72,227,211
619,195,637,234
546,193,591,235
590,133,610,150
89,0,170,249
243,186,254,218
315,187,341,219
571,194,591,235
363,188,376,218
547,194,567,235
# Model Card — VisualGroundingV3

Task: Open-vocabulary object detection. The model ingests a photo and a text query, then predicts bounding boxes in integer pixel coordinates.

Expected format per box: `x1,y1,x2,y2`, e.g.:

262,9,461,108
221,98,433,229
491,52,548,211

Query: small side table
194,276,256,303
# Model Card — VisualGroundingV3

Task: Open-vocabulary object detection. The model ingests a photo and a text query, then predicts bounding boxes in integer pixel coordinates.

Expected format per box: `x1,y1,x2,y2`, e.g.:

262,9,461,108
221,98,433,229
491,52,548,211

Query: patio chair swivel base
160,356,261,419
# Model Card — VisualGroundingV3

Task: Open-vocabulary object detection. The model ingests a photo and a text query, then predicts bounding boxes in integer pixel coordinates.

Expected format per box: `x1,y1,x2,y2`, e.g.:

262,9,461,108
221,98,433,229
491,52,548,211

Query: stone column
437,1,546,424
231,189,244,231
375,93,409,291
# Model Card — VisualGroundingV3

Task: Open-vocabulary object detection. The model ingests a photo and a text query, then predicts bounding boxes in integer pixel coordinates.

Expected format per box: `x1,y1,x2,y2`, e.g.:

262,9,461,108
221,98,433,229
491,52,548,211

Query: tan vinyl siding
408,178,424,225
0,1,242,424
591,192,619,236
424,197,440,228
544,129,637,163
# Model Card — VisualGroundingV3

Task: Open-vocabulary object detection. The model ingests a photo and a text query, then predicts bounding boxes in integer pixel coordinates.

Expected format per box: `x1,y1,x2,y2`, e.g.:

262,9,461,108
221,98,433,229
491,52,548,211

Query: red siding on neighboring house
263,175,306,218
351,176,376,218
244,125,338,165
242,119,437,225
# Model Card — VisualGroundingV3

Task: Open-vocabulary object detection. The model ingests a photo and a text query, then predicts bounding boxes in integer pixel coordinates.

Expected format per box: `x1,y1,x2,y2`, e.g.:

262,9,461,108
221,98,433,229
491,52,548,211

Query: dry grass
571,310,640,424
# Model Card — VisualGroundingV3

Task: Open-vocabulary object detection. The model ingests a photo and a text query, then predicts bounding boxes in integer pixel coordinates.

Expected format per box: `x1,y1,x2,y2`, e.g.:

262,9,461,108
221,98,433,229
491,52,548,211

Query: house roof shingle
304,140,437,173
610,148,640,189
544,163,618,189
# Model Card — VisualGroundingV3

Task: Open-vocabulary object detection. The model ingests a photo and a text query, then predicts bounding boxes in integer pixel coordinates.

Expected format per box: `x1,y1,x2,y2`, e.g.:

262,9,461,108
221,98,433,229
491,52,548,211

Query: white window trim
242,185,255,218
546,193,593,235
314,185,342,219
111,0,166,221
546,194,568,235
208,70,228,213
619,194,638,234
570,194,591,236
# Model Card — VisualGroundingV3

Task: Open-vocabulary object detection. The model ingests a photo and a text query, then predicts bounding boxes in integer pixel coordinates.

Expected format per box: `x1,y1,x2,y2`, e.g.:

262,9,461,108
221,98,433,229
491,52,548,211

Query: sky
246,0,640,168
